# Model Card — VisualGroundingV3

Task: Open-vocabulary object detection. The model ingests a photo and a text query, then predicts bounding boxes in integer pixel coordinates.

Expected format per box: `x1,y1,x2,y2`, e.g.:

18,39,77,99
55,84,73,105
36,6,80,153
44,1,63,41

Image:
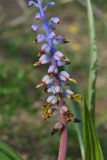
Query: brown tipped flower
51,122,65,135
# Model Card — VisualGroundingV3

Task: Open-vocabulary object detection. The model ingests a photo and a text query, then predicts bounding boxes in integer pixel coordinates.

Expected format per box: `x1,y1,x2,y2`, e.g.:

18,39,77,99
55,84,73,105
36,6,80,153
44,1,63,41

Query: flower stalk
28,0,81,159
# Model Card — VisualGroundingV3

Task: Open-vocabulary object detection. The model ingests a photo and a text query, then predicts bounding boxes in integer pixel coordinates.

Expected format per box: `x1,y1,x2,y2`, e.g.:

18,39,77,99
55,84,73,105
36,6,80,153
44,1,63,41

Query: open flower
53,36,69,45
31,24,40,32
49,17,60,24
36,33,46,43
36,75,54,88
40,44,50,54
47,95,58,105
59,71,77,83
48,65,58,75
34,54,50,66
63,90,81,103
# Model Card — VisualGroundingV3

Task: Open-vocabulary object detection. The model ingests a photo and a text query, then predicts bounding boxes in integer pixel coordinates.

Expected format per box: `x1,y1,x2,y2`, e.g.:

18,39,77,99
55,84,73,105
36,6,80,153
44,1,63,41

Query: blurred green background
0,0,107,159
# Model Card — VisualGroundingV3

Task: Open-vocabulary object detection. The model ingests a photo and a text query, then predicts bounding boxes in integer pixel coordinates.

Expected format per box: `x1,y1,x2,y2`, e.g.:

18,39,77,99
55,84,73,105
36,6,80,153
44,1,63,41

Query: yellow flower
103,12,107,19
69,24,79,34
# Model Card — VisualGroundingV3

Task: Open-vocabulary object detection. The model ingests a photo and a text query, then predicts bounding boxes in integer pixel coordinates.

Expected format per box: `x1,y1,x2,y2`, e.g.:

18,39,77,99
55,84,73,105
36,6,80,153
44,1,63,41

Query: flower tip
69,78,77,83
33,62,40,67
37,53,41,57
72,94,81,104
64,57,71,64
73,117,81,123
36,83,43,88
64,39,69,43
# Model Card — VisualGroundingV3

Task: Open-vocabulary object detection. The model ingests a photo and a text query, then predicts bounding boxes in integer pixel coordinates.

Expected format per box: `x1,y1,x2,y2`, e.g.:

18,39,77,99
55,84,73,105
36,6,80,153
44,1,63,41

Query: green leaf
87,0,98,120
83,100,104,160
66,80,84,159
71,101,84,160
0,140,23,160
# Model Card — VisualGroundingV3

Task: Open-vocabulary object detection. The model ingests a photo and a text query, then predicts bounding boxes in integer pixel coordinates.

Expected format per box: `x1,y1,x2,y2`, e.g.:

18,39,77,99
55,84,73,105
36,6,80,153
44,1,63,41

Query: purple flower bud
54,51,65,61
34,54,50,66
36,75,54,88
35,12,41,20
57,60,66,67
47,2,56,6
50,17,60,24
37,33,46,43
31,24,39,32
28,0,34,6
63,90,74,99
40,44,50,54
39,54,50,63
47,95,57,105
42,75,54,84
44,2,56,11
28,0,38,7
53,36,69,45
59,71,70,81
59,71,77,83
53,86,63,94
47,86,54,93
48,23,56,30
49,32,56,39
48,65,58,75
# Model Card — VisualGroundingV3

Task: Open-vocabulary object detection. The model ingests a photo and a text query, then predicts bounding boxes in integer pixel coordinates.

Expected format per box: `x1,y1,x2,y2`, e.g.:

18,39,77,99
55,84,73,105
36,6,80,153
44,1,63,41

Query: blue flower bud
37,33,46,43
49,17,60,24
44,2,56,11
35,12,41,20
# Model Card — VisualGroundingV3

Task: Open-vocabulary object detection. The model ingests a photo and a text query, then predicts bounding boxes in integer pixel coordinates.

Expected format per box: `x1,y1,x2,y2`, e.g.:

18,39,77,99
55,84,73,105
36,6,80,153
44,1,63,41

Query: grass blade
0,140,23,160
87,0,98,120
71,101,84,159
83,100,104,160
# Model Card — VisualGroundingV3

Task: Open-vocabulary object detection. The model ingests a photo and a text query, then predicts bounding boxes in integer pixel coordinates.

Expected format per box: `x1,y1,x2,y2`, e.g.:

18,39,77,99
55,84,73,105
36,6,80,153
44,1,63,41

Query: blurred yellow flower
72,43,81,51
69,24,79,34
103,12,107,19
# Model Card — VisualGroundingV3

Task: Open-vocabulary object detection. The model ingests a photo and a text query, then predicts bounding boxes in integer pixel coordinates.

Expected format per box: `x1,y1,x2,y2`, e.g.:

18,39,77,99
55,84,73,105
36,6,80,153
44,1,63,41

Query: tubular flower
29,1,81,159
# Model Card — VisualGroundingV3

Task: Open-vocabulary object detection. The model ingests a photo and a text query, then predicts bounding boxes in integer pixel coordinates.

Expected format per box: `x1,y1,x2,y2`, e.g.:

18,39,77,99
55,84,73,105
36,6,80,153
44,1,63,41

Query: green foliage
0,140,23,160
87,0,98,121
83,100,104,160
83,0,104,160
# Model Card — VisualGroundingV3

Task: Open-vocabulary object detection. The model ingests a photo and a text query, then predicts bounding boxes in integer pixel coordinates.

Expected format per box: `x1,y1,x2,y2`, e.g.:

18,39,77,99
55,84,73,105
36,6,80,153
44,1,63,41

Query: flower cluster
29,0,81,134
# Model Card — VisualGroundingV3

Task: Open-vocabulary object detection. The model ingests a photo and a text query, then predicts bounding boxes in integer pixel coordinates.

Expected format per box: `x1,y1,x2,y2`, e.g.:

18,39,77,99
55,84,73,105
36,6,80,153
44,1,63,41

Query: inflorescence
29,0,81,135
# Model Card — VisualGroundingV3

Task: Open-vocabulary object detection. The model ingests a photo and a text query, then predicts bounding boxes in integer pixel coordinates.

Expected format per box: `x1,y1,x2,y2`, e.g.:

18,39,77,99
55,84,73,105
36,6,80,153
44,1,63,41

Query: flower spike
29,1,81,159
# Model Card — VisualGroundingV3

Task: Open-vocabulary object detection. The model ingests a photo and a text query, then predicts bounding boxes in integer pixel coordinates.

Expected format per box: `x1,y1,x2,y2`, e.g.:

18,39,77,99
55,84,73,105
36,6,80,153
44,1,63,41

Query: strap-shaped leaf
87,0,98,121
83,100,104,160
0,140,23,160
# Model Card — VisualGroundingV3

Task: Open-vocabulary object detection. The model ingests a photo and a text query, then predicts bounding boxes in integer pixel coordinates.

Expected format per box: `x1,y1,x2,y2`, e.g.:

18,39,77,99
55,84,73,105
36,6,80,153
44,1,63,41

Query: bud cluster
29,0,81,134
